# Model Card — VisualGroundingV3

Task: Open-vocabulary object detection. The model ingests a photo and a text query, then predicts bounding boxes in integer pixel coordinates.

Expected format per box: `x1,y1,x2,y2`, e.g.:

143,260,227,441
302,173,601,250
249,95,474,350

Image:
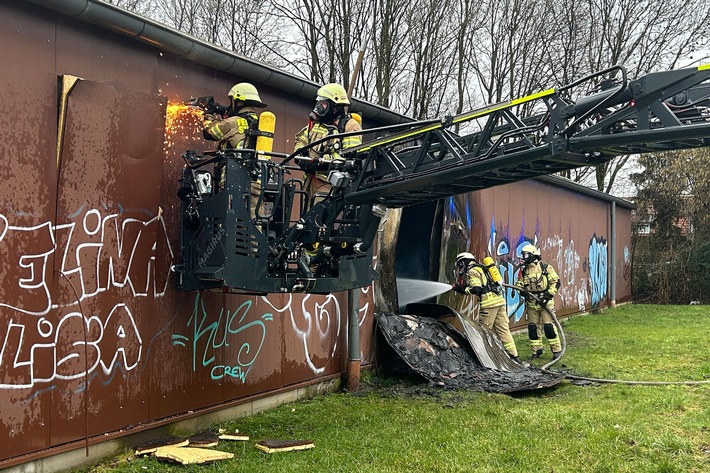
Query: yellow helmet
520,244,541,265
520,244,540,257
316,83,350,105
228,82,266,107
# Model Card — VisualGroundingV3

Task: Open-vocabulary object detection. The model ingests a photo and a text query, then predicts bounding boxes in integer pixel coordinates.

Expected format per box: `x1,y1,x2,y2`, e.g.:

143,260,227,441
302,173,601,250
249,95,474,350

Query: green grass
83,304,710,473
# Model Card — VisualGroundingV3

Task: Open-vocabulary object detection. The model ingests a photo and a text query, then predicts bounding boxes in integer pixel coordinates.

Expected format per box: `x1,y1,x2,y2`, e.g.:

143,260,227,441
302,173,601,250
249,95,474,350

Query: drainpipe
610,201,617,308
346,289,361,391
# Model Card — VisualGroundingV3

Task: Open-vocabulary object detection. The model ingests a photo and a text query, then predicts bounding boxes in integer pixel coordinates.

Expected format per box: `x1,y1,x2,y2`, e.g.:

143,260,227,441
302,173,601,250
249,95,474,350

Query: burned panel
376,308,563,393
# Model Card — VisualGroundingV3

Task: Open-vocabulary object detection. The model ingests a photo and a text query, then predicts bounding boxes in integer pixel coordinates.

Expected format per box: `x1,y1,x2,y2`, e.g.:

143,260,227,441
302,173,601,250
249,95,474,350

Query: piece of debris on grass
153,446,234,465
219,433,250,441
135,436,189,456
187,430,220,448
255,439,315,453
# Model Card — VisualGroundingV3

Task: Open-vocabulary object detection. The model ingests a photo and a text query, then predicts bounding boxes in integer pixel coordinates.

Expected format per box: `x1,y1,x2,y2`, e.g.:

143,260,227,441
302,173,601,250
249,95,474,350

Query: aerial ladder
172,65,710,295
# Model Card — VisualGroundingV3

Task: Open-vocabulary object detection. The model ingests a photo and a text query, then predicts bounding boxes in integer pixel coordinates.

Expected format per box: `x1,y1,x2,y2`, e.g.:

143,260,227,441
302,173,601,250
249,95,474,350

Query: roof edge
23,0,413,125
535,175,636,209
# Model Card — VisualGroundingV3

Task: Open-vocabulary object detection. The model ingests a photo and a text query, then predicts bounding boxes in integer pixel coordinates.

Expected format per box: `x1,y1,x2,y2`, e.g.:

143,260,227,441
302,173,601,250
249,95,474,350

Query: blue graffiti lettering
588,234,608,306
502,261,525,322
170,294,272,384
210,364,248,382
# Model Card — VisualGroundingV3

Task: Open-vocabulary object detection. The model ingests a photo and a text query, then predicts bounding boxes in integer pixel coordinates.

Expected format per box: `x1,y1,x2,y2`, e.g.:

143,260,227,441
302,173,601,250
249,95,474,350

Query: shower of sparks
163,101,204,158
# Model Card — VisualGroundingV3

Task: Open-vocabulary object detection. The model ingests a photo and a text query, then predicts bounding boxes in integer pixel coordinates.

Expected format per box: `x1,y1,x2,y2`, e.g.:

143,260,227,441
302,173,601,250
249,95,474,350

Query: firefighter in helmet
203,82,267,219
294,83,362,206
515,244,562,359
452,251,522,362
203,82,266,150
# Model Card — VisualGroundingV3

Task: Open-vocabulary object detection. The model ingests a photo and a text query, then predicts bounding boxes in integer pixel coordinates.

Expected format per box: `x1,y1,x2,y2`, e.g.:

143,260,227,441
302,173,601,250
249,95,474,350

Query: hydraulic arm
174,65,710,294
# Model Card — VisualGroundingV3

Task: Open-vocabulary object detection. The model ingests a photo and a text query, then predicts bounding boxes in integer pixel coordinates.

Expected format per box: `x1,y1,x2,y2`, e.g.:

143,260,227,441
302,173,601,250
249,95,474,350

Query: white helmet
456,252,476,267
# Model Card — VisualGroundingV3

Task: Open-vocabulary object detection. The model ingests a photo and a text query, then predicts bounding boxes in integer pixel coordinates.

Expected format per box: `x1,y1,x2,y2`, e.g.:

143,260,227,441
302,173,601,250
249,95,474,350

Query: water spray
396,278,454,311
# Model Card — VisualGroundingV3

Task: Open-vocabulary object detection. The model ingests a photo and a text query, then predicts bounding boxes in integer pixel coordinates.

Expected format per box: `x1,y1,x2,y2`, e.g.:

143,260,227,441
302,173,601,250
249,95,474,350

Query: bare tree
153,0,202,34
467,0,553,107
562,0,710,192
203,0,292,69
104,0,157,16
270,0,368,85
401,0,459,119
452,0,483,122
364,0,411,107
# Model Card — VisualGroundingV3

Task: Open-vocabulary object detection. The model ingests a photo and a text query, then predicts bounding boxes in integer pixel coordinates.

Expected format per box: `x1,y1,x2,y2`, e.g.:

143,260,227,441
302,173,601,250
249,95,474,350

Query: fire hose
502,283,710,386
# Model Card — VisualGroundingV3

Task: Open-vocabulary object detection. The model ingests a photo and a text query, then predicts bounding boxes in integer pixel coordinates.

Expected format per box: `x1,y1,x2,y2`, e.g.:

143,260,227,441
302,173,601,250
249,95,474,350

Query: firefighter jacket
294,116,362,181
464,264,505,309
516,261,560,307
203,107,259,150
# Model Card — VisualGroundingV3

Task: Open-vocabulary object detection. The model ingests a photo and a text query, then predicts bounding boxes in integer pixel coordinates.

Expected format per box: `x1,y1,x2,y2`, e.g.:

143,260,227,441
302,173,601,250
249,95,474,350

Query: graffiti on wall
588,233,608,306
447,199,611,316
0,209,169,389
0,205,377,393
171,293,272,382
260,287,373,375
486,221,528,322
486,227,608,314
1,207,378,392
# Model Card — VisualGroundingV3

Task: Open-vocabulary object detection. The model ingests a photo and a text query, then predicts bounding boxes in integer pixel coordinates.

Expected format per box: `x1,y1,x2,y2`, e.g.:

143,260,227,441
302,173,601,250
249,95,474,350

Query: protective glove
298,158,320,174
540,292,553,304
452,282,467,295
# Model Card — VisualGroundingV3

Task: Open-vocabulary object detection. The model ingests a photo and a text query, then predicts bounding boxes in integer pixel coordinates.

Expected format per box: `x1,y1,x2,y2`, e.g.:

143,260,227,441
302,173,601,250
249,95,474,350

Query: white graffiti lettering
0,303,142,389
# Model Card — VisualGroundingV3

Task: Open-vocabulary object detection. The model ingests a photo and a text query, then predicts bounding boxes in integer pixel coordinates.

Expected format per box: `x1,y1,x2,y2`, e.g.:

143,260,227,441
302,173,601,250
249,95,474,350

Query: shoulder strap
337,114,352,134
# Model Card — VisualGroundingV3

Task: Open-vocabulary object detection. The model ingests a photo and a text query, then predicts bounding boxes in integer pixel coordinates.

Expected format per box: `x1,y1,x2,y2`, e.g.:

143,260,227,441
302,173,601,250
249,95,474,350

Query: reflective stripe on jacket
467,265,505,308
294,116,362,181
203,108,258,150
516,261,560,307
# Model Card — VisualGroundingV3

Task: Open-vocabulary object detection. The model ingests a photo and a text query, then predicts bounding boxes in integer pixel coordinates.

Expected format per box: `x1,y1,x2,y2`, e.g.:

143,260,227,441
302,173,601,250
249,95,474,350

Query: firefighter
294,83,362,206
203,82,267,219
515,244,562,359
452,252,522,362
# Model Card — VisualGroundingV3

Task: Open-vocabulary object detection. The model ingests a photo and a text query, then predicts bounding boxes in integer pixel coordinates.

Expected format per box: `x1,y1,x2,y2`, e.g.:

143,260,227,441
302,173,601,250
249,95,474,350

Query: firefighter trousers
525,304,561,353
480,304,518,357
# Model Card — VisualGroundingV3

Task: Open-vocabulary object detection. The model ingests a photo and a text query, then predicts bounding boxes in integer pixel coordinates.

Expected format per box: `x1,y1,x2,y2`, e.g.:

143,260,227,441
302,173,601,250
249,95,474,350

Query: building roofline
23,0,413,125
535,175,636,209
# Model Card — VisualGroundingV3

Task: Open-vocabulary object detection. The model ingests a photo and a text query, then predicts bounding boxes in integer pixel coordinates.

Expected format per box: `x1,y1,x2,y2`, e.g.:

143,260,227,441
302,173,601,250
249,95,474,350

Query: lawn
83,304,710,473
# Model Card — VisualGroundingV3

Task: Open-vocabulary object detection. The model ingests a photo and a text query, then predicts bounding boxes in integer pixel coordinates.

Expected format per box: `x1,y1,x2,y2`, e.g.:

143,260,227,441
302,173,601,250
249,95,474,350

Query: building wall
436,179,633,326
0,0,633,467
0,2,381,466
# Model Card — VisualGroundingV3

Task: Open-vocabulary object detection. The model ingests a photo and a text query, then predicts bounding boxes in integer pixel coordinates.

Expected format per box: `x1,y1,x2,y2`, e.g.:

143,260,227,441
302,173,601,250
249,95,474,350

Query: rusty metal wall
435,179,633,328
0,0,631,467
0,1,378,465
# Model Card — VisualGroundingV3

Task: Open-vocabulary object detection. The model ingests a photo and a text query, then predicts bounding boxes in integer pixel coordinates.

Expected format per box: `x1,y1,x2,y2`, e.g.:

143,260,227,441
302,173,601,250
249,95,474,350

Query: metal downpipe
346,289,361,391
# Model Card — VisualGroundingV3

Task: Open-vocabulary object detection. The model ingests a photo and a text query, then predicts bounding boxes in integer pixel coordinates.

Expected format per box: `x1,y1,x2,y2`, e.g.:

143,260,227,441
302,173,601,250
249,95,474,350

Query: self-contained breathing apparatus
296,111,359,176
517,244,559,304
453,253,504,296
